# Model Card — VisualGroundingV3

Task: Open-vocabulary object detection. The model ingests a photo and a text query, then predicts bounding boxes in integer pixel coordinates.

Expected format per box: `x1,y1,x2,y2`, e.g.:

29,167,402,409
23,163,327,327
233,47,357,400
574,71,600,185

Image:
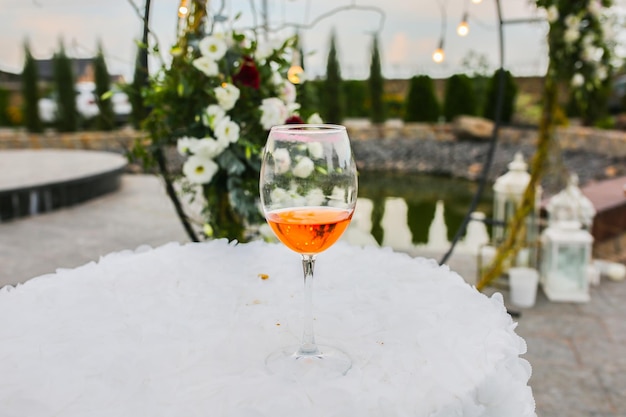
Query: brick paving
0,174,625,416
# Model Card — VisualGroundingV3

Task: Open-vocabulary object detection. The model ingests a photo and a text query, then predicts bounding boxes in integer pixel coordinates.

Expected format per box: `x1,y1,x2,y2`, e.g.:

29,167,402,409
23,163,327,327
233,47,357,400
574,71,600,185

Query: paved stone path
0,174,624,416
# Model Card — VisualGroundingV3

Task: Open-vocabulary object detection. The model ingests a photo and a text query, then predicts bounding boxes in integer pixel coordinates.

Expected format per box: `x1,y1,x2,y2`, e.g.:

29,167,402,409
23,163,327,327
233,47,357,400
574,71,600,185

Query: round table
0,240,536,417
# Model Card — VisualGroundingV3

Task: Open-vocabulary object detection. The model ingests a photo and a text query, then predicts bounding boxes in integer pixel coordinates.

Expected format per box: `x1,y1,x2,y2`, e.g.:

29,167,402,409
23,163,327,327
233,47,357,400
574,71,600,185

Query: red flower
285,115,304,124
233,56,260,90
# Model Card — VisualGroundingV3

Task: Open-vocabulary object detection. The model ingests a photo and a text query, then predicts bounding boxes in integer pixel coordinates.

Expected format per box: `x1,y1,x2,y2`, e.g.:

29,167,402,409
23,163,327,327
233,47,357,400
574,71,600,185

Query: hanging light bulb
457,12,469,36
287,49,304,84
432,38,445,63
178,0,189,18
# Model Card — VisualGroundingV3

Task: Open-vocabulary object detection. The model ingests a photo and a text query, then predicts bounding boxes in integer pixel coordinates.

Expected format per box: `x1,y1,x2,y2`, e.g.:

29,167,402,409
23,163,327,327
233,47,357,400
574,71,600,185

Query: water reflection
343,172,494,256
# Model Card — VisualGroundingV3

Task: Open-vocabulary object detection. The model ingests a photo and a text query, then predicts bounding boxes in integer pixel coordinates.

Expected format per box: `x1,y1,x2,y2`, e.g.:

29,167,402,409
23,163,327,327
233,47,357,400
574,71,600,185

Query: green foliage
323,30,345,124
53,40,77,132
403,75,439,122
343,80,368,118
94,41,115,131
130,45,149,129
368,36,385,124
444,74,477,121
21,40,42,132
482,69,517,124
0,88,11,126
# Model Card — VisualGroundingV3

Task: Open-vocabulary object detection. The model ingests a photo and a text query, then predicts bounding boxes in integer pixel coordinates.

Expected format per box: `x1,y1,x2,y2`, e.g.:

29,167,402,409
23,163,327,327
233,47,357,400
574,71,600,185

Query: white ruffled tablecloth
0,240,536,417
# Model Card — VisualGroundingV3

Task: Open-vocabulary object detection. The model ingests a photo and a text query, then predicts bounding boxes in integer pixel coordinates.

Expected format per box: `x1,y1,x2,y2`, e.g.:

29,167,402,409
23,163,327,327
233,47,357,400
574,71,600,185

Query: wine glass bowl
260,124,358,375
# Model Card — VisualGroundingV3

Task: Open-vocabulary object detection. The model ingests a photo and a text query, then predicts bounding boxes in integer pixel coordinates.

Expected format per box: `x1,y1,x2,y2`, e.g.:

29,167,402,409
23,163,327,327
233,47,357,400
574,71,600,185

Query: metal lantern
492,152,541,267
540,220,593,302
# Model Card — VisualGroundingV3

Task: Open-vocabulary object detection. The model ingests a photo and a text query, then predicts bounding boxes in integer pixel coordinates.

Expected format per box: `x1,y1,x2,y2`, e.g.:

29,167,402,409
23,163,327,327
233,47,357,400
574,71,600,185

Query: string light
178,0,189,18
471,0,482,3
457,12,469,36
432,39,445,63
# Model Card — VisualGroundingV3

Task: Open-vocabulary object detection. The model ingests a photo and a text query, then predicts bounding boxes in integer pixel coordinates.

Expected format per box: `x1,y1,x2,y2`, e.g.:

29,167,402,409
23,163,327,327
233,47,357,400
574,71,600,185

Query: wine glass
259,124,358,375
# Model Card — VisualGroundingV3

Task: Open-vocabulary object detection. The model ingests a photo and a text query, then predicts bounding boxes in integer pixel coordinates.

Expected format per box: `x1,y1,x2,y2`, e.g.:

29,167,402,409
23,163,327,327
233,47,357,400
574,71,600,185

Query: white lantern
492,152,541,266
546,173,596,230
540,220,593,302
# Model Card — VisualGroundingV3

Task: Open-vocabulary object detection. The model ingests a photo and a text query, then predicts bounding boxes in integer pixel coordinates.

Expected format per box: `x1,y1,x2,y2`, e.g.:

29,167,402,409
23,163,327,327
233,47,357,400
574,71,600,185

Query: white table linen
0,240,535,417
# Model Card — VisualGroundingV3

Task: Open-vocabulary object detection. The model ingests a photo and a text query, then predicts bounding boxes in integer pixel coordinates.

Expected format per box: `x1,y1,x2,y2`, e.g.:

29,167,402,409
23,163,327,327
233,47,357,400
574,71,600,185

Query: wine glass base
265,345,352,377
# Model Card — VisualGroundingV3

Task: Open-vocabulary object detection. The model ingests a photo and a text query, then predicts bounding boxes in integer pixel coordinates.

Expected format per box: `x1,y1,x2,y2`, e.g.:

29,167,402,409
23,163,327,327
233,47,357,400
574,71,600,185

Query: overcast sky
0,0,618,82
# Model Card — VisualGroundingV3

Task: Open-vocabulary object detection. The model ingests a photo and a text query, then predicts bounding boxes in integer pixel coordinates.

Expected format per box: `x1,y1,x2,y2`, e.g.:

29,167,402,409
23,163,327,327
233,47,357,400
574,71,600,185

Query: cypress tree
21,39,43,132
443,73,477,121
368,35,385,124
403,75,440,122
94,40,115,130
53,39,77,132
323,30,344,124
482,68,517,124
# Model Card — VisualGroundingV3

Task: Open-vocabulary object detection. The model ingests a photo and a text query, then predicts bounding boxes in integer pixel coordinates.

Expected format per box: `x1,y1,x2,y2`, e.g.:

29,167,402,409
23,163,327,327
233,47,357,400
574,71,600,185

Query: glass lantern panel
554,245,588,290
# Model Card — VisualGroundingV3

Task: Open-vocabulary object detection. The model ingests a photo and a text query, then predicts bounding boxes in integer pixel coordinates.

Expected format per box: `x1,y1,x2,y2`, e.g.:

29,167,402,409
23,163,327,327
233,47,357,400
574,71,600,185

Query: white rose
199,35,227,60
270,187,289,204
215,83,240,111
571,73,584,87
214,117,240,144
194,137,227,159
564,28,580,44
307,113,323,124
546,5,559,23
182,155,219,184
306,188,325,206
307,142,324,159
177,136,199,155
292,156,315,178
280,80,297,104
273,148,291,174
588,0,602,17
259,97,288,130
192,57,219,77
202,104,226,129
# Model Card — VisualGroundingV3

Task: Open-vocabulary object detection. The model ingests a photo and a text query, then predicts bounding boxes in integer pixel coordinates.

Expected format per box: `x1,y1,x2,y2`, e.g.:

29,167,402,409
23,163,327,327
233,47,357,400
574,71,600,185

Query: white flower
256,39,278,61
571,73,585,87
564,28,580,44
192,57,219,77
202,104,226,129
214,117,240,144
199,35,227,60
306,188,325,206
214,83,240,111
292,156,315,178
182,155,219,184
588,0,602,17
596,65,608,81
564,14,580,30
273,148,291,174
194,137,227,158
307,142,324,159
328,186,347,207
271,71,284,87
270,187,289,204
307,113,324,124
287,102,301,116
177,136,199,155
546,5,559,23
260,97,288,130
279,81,297,104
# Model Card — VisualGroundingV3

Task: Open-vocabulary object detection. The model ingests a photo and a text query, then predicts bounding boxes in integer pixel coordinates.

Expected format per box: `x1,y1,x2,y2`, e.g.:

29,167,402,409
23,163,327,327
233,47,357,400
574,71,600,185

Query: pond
344,171,494,254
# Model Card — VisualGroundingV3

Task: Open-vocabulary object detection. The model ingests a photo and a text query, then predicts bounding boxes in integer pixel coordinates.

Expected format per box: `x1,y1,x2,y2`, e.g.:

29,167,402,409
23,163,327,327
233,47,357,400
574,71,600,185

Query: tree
368,35,385,124
129,0,151,129
482,69,517,124
94,40,115,130
323,30,344,124
21,40,42,132
443,74,477,121
403,75,440,122
53,39,77,132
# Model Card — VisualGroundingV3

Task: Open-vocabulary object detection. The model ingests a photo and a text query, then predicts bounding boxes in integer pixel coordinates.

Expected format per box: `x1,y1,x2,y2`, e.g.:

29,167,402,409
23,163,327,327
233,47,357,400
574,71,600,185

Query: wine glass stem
298,254,319,356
